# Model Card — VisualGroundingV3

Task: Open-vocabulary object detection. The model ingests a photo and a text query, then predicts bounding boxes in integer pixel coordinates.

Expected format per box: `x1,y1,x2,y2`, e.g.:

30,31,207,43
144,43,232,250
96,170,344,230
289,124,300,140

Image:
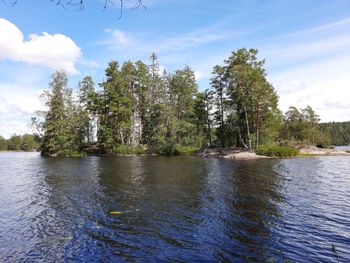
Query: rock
197,147,270,160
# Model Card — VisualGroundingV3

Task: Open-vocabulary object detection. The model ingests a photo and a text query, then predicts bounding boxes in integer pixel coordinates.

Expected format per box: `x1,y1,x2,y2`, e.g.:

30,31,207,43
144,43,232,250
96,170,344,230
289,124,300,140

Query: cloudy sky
0,0,350,138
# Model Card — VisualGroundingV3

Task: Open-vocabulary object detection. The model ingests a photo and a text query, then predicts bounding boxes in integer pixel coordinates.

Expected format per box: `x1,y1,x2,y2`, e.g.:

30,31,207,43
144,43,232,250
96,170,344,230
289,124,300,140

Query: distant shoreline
2,147,350,159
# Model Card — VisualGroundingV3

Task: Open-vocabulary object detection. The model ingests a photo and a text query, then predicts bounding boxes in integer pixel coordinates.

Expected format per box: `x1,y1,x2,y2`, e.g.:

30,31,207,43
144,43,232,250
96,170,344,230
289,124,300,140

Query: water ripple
0,153,349,262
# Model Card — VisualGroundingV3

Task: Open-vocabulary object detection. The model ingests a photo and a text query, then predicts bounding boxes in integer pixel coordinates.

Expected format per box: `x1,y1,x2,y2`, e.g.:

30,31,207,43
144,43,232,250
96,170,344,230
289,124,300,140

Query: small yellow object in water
109,211,123,215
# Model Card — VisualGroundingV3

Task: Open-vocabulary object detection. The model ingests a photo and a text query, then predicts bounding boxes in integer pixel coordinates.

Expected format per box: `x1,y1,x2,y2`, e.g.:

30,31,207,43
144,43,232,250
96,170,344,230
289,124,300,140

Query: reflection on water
0,152,349,262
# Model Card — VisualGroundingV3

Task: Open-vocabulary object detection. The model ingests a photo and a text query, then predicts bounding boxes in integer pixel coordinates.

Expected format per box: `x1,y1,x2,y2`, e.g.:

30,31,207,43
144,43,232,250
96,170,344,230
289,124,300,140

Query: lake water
335,145,350,151
0,152,349,262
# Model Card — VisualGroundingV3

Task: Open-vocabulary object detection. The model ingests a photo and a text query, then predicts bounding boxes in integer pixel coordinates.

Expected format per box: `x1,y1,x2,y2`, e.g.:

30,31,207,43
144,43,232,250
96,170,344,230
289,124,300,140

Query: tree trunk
205,101,212,147
220,94,224,147
256,109,260,149
244,103,252,149
120,129,124,145
238,128,248,148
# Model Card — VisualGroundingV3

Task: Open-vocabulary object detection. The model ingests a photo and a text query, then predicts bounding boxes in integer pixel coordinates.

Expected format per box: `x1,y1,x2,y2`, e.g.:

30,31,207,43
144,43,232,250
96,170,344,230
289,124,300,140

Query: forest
319,121,350,146
23,48,346,156
0,134,39,151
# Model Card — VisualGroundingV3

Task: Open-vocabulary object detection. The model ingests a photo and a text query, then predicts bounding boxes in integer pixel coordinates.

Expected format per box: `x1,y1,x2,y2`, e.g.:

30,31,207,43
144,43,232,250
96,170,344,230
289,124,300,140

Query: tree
319,121,350,146
203,89,214,146
134,60,151,145
224,48,278,149
6,0,145,12
193,91,208,147
20,134,40,151
6,134,21,150
169,65,199,146
40,71,69,155
0,135,6,150
98,60,133,152
211,65,226,147
302,105,320,145
78,76,96,147
281,105,328,147
38,70,84,155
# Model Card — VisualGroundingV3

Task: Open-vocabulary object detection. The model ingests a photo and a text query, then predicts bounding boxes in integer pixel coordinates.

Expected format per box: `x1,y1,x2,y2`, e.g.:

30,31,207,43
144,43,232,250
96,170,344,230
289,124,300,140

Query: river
0,152,349,262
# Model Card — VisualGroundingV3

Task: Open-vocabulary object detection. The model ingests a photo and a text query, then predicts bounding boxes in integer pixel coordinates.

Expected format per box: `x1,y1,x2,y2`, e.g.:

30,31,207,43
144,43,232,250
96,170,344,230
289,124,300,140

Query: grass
346,150,350,154
256,145,299,157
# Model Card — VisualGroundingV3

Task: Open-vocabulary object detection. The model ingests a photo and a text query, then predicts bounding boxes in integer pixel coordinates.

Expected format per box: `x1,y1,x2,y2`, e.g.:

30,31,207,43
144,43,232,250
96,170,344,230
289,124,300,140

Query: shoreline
197,146,350,160
197,147,271,160
3,146,349,160
297,146,350,156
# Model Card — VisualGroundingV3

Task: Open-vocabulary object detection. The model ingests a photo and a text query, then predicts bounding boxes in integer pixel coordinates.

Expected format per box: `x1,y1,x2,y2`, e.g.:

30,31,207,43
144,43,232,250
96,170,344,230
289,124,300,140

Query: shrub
113,145,146,155
175,145,200,155
256,145,299,157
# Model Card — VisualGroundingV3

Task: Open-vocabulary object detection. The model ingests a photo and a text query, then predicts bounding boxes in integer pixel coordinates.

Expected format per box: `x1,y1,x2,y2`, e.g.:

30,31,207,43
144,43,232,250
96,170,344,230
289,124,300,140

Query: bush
113,145,146,155
175,145,200,155
256,145,299,157
155,143,200,155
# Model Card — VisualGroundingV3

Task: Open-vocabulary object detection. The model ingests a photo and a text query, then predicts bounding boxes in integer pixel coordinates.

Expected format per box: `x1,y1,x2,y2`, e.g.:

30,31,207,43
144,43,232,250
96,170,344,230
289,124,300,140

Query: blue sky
1,0,350,138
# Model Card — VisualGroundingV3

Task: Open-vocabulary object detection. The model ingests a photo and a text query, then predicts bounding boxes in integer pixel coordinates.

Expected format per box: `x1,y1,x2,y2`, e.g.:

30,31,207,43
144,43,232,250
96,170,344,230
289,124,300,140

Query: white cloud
253,17,350,122
0,120,30,138
101,25,237,55
269,54,350,122
0,82,46,138
0,84,45,115
101,29,132,49
0,18,81,74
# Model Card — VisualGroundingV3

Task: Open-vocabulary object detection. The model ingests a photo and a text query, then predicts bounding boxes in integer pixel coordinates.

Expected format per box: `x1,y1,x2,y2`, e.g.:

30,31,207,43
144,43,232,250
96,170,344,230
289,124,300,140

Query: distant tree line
319,121,350,146
29,48,335,156
0,134,40,151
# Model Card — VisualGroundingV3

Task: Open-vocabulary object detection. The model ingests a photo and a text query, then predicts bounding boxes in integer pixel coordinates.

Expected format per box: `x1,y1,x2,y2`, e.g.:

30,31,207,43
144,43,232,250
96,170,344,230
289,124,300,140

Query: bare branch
4,0,146,17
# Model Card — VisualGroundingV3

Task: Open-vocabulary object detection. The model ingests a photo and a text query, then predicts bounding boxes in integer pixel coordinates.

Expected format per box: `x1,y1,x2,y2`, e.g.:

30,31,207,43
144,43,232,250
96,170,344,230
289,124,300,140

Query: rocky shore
198,146,350,160
197,147,271,160
298,146,350,156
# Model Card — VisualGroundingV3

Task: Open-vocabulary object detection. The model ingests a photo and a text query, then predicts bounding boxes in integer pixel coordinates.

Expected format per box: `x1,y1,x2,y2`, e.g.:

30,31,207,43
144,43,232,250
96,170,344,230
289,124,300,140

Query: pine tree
224,48,279,148
41,71,70,155
210,65,226,147
98,61,134,153
78,76,96,147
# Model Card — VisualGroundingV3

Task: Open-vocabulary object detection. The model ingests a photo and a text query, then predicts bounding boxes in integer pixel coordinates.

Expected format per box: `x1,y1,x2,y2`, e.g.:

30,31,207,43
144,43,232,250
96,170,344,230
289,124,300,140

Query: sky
0,0,350,138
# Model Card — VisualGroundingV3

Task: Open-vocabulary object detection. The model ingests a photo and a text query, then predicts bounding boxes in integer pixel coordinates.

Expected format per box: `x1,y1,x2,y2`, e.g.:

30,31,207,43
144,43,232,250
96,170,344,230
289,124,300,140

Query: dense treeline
0,134,40,151
319,121,350,146
279,105,331,147
30,48,335,156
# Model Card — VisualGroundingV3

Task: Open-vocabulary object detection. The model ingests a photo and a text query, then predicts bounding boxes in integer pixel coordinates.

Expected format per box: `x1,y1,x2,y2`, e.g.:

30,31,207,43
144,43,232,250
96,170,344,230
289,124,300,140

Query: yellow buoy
109,211,123,215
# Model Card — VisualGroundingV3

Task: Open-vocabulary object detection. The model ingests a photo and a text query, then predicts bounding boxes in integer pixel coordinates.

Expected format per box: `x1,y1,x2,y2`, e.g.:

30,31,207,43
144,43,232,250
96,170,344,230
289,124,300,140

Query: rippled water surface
0,152,349,262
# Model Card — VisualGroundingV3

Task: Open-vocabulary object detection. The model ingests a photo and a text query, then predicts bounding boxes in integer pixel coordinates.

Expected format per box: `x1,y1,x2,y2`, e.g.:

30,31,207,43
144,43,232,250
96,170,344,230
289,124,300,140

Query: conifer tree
41,71,70,155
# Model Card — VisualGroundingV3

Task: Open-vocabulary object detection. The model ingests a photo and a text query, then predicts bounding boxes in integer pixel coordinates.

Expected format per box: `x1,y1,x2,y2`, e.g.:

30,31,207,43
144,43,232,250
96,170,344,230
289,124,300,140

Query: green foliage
27,49,344,158
210,48,280,149
38,71,86,156
280,105,330,147
20,134,40,151
0,134,40,151
175,145,200,155
0,135,6,150
319,121,350,146
113,145,146,155
156,142,179,155
256,144,299,157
